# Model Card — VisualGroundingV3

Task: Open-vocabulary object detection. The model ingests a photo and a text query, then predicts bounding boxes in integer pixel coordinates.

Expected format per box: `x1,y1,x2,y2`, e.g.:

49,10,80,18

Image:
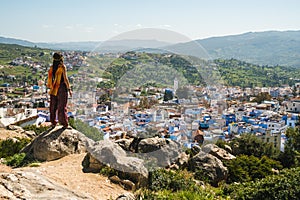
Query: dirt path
18,154,128,200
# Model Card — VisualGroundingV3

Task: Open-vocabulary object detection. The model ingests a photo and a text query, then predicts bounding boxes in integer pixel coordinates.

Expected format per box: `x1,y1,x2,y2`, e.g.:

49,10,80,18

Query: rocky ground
0,126,129,200
0,154,128,200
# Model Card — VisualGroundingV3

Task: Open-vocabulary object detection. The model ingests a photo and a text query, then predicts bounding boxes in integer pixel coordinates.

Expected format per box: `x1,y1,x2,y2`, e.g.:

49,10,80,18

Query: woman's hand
68,89,73,97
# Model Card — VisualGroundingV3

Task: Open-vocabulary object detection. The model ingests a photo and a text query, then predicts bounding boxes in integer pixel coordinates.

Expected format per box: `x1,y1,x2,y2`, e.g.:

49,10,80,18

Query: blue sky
1,0,299,42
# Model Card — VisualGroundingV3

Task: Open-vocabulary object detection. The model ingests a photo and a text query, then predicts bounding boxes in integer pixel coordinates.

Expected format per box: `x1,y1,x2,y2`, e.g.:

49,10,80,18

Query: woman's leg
50,95,58,125
57,84,69,127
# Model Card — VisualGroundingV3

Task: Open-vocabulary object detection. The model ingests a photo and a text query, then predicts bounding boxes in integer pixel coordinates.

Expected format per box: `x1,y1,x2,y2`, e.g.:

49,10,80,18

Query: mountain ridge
1,30,300,66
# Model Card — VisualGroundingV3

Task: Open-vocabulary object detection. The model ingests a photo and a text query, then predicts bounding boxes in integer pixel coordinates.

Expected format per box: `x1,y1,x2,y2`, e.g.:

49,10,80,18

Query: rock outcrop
188,151,228,186
136,137,182,167
83,140,148,189
202,144,236,161
22,126,92,161
0,170,93,199
6,125,37,139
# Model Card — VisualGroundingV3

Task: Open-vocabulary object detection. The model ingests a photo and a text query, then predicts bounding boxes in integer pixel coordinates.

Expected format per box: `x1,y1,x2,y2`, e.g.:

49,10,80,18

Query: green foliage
215,139,226,149
97,80,115,89
280,127,300,168
149,169,196,192
4,153,27,168
215,58,300,87
0,43,51,65
0,137,31,158
23,124,49,135
137,168,226,199
136,188,224,200
69,118,103,141
99,165,119,177
224,167,300,200
230,133,280,160
225,155,282,184
252,92,272,103
163,89,173,102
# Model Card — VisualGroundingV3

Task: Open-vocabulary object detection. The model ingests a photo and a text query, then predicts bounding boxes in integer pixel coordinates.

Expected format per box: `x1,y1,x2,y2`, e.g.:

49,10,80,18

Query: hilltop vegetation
1,43,300,89
99,52,300,89
215,58,300,87
0,43,51,65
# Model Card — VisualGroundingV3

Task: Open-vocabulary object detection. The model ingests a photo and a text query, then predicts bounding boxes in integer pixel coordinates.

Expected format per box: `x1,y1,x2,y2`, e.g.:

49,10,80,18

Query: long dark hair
52,52,63,79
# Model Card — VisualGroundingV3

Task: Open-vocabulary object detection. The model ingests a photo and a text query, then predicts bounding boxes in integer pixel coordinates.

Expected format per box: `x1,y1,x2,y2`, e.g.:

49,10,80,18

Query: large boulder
83,140,148,188
22,126,91,161
202,144,236,161
188,152,228,186
137,137,181,167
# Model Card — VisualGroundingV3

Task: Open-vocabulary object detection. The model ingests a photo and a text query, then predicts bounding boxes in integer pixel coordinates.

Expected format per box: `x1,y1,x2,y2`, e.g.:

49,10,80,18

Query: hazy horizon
1,0,300,43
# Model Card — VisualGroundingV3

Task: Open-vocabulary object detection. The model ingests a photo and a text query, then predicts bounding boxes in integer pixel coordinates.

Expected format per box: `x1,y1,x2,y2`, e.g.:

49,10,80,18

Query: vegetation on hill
0,43,51,65
99,52,300,89
215,58,300,87
1,43,300,89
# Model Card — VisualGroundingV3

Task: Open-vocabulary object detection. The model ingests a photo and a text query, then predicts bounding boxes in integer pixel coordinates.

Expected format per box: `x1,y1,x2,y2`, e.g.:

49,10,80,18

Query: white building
286,99,300,113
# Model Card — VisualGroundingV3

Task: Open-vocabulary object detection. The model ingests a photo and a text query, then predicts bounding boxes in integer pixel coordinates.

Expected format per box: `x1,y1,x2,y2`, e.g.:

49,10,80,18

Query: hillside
0,43,52,65
166,30,300,67
99,52,300,88
2,30,300,67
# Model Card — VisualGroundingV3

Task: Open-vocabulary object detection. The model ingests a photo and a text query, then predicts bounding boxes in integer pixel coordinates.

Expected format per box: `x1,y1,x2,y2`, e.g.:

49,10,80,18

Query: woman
47,52,72,128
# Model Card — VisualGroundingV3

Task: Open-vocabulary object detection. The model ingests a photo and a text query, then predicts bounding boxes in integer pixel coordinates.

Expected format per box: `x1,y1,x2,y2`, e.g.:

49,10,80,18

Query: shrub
23,124,49,135
223,167,300,200
225,155,282,184
149,169,196,192
230,133,280,160
69,118,103,141
136,188,223,200
0,137,31,158
4,153,27,168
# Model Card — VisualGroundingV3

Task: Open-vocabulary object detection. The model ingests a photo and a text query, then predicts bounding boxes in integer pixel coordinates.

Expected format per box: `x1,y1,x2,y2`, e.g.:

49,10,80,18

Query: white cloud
42,24,52,29
84,27,95,33
65,25,73,30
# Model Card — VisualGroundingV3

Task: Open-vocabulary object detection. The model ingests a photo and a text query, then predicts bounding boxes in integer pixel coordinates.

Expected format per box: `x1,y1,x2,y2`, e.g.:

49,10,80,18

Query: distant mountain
165,30,300,67
1,30,300,67
0,36,35,47
0,36,171,52
36,41,99,51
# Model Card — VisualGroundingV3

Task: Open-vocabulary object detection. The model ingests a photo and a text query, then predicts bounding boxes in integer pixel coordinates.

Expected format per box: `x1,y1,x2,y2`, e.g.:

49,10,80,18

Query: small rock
116,193,135,200
109,175,122,184
121,179,136,191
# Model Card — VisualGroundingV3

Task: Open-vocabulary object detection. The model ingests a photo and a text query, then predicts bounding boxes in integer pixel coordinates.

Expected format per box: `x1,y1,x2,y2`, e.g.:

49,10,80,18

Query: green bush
224,167,300,200
230,133,280,160
23,124,49,135
69,118,103,141
0,137,31,158
4,153,27,168
149,169,196,192
136,188,224,200
225,155,282,184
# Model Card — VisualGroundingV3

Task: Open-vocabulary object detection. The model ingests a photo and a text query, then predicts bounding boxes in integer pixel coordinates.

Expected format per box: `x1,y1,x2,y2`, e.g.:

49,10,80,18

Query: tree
225,155,282,184
163,89,173,102
230,133,280,160
280,126,300,168
138,97,150,109
252,92,272,103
